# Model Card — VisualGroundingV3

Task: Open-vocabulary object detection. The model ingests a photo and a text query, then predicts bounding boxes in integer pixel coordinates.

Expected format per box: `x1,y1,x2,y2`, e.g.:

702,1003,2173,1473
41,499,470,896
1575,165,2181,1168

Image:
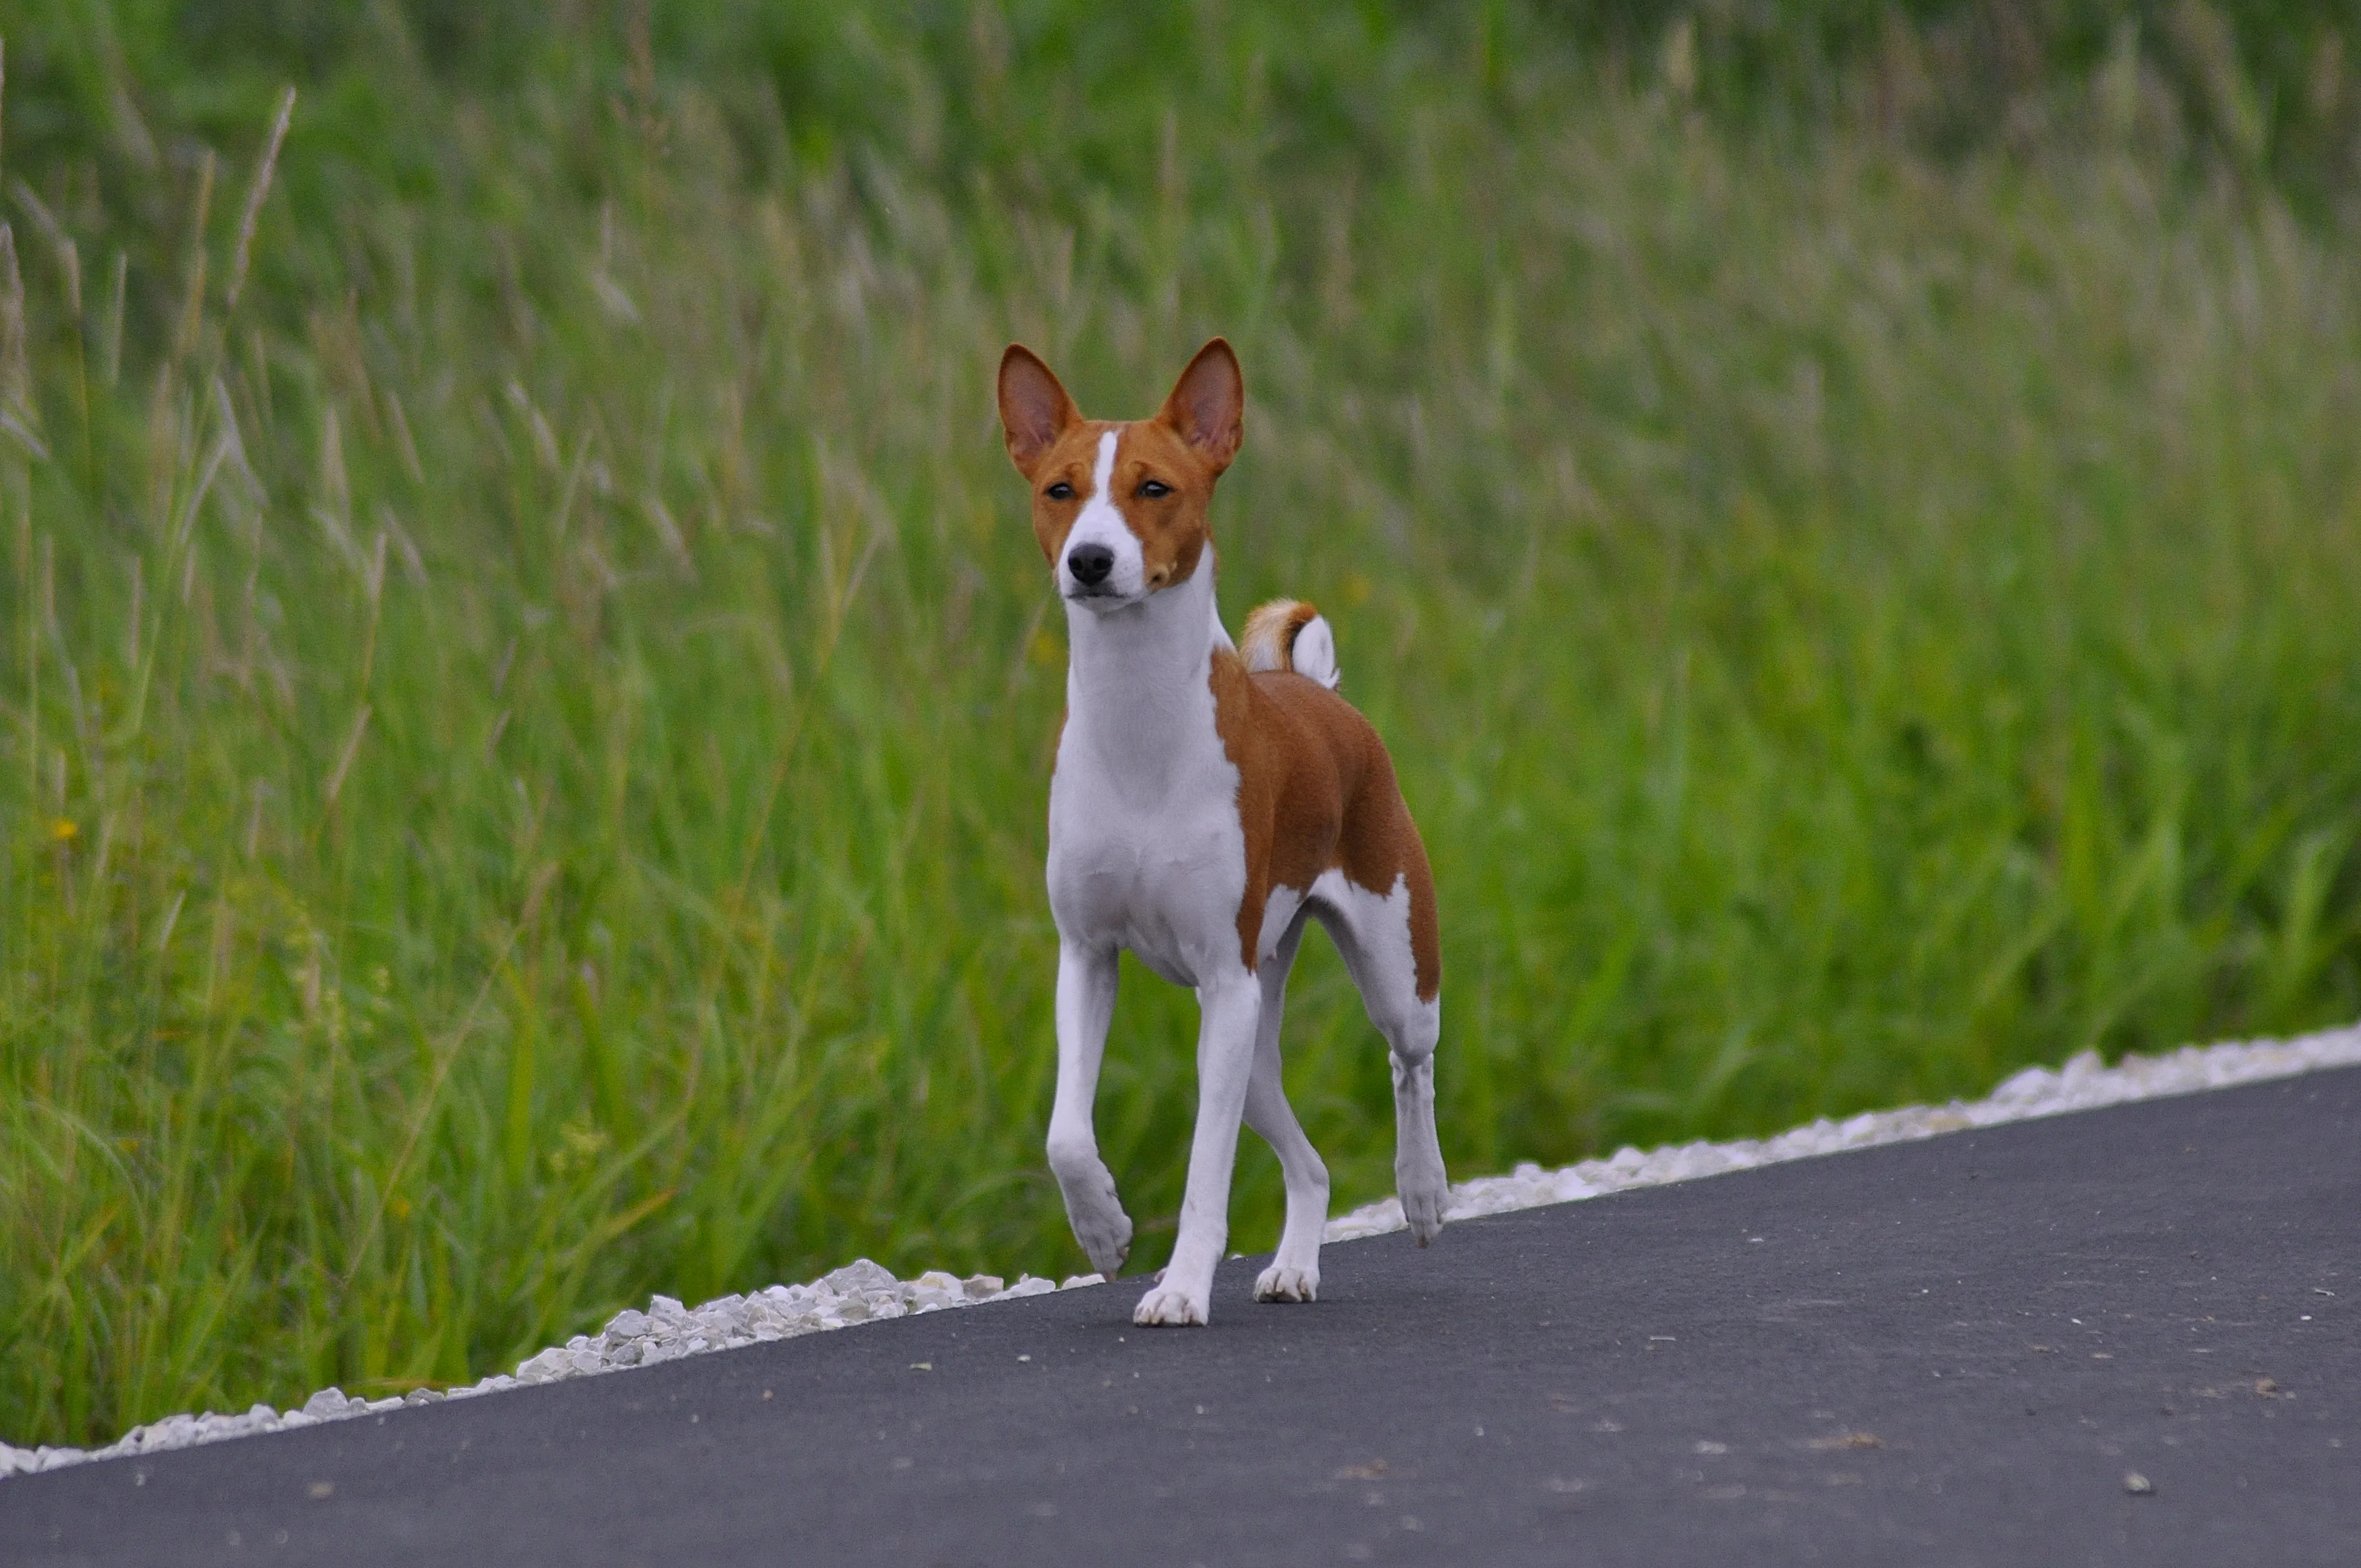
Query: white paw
1398,1160,1449,1247
1070,1204,1133,1280
1060,1173,1133,1278
1133,1283,1209,1327
1253,1263,1319,1303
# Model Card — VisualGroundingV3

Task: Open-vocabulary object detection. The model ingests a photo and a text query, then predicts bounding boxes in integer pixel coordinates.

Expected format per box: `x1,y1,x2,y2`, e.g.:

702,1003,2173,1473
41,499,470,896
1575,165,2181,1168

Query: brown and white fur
997,338,1448,1328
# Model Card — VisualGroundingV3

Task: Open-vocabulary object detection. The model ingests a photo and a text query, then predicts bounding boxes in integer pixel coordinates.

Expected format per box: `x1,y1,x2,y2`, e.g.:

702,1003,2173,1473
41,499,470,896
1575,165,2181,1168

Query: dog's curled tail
1241,598,1341,691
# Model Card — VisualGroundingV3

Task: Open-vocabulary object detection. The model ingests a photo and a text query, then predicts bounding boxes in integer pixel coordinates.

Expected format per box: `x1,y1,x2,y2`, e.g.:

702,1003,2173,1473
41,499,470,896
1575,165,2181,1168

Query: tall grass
4,13,2360,1446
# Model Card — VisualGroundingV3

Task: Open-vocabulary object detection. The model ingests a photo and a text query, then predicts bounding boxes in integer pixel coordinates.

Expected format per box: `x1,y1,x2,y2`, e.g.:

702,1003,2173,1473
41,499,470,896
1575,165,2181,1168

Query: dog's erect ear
998,345,1080,477
1157,338,1243,476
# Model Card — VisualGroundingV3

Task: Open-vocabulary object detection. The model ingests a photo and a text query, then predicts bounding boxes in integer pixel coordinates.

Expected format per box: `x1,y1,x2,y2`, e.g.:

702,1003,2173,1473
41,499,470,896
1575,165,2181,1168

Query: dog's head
996,339,1243,610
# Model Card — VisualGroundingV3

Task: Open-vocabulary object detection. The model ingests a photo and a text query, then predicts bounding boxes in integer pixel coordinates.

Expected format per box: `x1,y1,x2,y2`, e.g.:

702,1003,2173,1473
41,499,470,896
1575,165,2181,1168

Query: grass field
4,5,2360,1447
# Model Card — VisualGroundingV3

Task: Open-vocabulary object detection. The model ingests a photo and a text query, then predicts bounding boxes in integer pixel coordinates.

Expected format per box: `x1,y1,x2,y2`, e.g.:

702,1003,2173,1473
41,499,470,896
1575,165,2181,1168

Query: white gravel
7,1023,2355,1480
1326,1024,2361,1239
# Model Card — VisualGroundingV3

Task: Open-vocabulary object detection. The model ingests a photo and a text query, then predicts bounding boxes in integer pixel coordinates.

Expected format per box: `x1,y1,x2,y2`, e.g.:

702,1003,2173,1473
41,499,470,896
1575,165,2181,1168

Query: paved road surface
6,1067,2355,1566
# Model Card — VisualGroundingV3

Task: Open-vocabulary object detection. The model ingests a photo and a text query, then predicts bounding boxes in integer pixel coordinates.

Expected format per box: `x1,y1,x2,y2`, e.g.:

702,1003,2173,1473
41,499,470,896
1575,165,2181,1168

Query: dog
995,337,1448,1327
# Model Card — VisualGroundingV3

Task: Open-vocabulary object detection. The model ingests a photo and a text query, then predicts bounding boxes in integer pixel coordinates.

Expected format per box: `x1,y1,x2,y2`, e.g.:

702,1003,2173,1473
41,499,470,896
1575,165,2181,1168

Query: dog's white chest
1047,709,1247,989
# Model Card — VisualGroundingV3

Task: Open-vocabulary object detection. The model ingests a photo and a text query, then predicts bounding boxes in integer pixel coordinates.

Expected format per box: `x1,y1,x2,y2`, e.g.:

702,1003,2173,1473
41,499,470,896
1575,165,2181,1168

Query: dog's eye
1137,479,1172,499
1045,481,1075,501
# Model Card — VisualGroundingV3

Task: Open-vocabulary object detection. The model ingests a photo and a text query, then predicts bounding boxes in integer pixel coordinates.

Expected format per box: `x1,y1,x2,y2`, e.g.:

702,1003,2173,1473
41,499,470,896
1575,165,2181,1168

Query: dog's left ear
1157,338,1243,476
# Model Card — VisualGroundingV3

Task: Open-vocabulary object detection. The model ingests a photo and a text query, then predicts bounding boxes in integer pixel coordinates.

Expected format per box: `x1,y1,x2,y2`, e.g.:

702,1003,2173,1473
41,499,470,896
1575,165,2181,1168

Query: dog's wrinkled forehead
1034,423,1122,508
1033,420,1204,510
1065,431,1129,545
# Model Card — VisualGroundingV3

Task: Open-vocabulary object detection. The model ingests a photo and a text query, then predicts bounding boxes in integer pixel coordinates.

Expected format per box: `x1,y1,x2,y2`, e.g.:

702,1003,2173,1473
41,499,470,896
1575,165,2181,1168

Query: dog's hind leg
1312,872,1449,1245
1245,914,1329,1303
1047,941,1132,1278
1386,1041,1448,1245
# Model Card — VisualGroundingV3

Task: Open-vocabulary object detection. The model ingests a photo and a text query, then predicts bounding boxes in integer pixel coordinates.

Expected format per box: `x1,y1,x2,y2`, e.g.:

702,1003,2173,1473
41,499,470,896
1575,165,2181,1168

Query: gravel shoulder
4,1059,2355,1567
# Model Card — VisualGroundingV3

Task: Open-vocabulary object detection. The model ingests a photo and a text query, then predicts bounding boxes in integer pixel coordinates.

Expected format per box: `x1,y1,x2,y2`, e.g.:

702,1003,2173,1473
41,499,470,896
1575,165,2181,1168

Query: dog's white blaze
1057,430,1148,601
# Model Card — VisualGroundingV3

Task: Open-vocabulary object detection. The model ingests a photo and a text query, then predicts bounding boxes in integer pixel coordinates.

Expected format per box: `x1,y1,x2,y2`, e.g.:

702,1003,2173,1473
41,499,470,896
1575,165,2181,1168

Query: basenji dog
996,338,1448,1327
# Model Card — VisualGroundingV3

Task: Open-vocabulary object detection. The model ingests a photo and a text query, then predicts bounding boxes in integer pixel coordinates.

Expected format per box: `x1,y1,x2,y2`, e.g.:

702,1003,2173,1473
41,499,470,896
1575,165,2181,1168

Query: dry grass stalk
225,86,298,314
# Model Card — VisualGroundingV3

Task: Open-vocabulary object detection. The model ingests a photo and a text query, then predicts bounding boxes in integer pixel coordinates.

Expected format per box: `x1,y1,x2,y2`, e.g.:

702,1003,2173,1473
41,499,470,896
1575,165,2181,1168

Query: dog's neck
1061,553,1226,795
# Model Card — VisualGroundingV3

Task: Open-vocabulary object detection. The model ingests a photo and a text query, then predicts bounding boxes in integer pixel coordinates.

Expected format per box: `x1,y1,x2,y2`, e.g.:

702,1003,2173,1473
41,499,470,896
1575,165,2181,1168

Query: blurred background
3,1,2358,1447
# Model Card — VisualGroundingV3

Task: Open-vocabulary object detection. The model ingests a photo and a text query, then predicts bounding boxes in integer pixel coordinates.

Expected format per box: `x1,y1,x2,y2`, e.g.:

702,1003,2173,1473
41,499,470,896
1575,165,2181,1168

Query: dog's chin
1064,585,1145,612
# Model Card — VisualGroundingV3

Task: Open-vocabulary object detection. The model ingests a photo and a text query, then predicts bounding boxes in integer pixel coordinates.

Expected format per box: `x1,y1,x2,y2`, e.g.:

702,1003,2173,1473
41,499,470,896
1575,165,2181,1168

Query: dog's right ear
998,345,1080,478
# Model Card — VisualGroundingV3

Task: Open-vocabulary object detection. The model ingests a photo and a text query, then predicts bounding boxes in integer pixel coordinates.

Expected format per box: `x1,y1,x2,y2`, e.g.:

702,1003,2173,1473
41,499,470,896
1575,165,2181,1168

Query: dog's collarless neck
1060,562,1225,782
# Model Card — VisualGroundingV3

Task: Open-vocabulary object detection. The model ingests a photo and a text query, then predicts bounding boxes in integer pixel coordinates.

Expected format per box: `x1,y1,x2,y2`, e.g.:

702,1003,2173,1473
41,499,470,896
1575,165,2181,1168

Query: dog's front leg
1134,971,1262,1326
1046,941,1131,1277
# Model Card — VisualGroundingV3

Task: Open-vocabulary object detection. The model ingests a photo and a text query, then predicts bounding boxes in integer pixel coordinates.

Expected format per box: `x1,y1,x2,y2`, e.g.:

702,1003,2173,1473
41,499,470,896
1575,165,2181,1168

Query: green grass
4,6,2361,1447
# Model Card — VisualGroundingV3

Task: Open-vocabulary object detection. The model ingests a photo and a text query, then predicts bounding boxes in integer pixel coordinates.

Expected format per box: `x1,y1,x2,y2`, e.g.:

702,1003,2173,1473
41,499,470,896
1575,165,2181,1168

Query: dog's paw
1253,1262,1319,1303
1133,1283,1209,1327
1059,1170,1133,1278
1398,1161,1449,1248
1071,1204,1133,1280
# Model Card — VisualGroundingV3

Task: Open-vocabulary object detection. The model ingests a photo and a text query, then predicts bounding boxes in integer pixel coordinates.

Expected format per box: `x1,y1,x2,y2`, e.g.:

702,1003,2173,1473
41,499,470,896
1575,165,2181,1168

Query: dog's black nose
1067,542,1115,588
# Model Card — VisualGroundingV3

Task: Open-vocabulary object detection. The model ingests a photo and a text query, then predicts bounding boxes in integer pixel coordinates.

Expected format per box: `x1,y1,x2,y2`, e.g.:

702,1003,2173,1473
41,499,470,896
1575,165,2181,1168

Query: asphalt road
6,1067,2356,1567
